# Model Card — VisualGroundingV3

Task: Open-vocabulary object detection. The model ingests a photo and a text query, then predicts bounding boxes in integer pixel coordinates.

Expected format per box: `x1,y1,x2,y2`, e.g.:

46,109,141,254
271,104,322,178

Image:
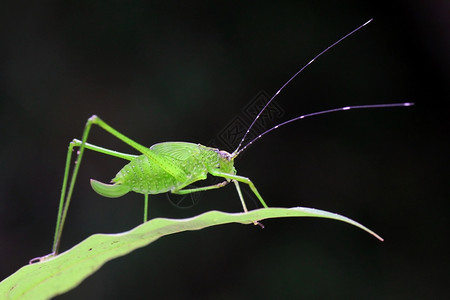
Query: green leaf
0,207,382,300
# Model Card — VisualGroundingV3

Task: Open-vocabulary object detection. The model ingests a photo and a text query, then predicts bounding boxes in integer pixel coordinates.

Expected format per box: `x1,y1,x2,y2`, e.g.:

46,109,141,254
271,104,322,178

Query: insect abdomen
113,155,179,194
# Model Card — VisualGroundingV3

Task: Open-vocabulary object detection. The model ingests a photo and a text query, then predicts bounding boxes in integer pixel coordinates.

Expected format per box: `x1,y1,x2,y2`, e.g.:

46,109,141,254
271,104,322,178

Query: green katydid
32,19,412,263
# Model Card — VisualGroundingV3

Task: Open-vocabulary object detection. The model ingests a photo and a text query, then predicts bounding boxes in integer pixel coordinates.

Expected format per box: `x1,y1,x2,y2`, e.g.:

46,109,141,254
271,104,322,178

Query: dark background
1,1,448,299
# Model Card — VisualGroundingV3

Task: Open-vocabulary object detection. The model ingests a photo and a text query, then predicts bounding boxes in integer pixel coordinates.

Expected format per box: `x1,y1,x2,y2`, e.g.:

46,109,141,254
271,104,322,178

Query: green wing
134,142,201,182
131,142,198,183
150,142,201,161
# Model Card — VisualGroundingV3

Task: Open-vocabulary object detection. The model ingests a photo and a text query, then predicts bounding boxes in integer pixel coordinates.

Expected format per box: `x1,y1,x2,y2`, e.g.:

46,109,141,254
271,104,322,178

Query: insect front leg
231,180,264,228
207,170,268,227
208,170,269,210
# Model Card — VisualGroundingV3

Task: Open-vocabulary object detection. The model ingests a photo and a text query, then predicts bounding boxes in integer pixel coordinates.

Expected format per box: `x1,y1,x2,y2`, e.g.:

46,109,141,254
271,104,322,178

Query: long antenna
232,19,373,156
233,102,413,157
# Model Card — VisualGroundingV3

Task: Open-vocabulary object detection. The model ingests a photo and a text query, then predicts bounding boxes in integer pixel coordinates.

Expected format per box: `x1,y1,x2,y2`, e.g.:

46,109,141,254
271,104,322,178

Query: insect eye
218,150,231,161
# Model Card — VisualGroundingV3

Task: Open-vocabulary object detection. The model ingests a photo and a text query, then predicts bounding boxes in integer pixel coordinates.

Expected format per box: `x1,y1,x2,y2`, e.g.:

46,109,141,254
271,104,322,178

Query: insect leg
172,179,263,226
144,194,148,222
172,180,230,194
51,117,142,258
71,139,138,161
51,139,78,258
52,142,136,257
208,170,269,209
231,180,249,213
231,180,264,227
169,181,229,211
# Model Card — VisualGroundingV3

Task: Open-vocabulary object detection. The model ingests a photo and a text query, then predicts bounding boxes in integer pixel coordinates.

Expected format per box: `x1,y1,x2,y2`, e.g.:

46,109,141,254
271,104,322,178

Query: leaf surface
0,207,382,300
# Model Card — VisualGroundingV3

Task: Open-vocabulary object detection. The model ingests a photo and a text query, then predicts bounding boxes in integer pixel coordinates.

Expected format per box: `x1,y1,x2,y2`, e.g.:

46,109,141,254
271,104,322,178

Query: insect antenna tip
364,19,374,26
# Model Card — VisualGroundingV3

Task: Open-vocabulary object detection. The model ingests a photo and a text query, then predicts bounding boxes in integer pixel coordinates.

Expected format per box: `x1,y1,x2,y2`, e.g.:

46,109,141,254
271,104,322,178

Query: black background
1,1,448,299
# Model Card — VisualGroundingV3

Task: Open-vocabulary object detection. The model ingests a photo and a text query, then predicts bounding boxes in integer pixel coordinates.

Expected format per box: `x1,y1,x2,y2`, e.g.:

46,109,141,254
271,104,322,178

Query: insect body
33,18,412,263
92,142,237,197
90,140,265,217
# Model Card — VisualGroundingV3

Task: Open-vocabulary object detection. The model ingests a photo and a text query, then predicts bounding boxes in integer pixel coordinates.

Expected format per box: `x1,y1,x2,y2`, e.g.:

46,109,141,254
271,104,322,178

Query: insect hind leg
51,115,147,257
70,139,137,161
